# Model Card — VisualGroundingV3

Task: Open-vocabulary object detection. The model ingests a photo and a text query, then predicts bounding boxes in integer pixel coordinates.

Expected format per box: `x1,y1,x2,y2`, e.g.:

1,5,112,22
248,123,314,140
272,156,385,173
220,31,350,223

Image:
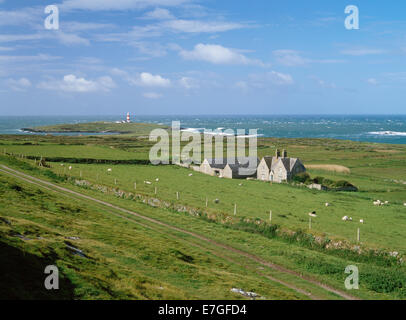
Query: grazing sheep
342,216,350,221
68,166,72,170
385,201,389,205
144,181,152,185
325,202,330,207
360,219,364,224
309,212,317,218
349,217,353,221
188,173,193,177
107,168,112,172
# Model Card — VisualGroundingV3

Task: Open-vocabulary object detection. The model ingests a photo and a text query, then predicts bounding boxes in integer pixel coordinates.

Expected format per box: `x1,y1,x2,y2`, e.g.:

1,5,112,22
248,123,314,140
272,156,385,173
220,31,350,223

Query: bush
293,172,311,183
312,176,325,184
362,268,406,295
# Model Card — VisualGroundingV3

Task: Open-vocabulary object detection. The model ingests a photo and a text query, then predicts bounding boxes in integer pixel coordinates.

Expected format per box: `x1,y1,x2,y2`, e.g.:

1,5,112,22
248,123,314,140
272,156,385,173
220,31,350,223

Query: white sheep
360,219,364,224
107,168,112,172
325,202,330,207
144,181,152,185
385,201,389,205
155,178,159,182
68,166,72,170
373,200,382,206
188,173,193,177
404,203,406,207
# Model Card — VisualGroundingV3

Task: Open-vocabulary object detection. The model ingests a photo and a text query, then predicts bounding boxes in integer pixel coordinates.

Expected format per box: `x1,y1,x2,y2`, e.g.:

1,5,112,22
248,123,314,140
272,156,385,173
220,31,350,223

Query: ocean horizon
1,114,406,144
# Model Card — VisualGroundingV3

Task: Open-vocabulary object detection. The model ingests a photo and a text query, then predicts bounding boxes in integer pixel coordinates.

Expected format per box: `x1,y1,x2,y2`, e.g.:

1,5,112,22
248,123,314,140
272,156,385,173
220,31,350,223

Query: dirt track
0,164,359,300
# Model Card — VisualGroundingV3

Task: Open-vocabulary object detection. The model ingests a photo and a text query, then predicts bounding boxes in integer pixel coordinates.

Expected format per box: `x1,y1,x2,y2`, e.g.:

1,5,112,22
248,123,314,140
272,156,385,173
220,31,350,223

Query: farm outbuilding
257,149,306,183
200,157,259,179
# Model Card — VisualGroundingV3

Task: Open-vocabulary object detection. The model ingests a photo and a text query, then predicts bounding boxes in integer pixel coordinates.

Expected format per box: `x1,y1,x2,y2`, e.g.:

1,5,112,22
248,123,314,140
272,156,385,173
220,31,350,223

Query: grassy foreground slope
0,171,309,300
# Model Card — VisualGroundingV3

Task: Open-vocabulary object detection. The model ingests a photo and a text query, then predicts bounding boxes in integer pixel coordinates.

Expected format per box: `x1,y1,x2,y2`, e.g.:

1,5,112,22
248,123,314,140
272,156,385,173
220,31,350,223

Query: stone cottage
257,149,306,183
200,157,259,179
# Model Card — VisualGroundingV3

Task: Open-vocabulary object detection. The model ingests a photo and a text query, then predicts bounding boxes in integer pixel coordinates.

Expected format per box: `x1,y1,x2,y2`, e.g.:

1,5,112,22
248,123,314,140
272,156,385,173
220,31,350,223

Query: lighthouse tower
126,112,131,123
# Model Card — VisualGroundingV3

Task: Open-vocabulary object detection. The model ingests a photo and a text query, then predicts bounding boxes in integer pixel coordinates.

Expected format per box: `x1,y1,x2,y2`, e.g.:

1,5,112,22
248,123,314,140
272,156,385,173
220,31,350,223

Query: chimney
275,149,281,158
282,149,287,158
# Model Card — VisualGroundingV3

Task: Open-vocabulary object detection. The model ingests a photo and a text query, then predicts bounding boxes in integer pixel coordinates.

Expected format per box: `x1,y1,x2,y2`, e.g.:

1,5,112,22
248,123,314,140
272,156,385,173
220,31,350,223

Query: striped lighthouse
126,112,131,123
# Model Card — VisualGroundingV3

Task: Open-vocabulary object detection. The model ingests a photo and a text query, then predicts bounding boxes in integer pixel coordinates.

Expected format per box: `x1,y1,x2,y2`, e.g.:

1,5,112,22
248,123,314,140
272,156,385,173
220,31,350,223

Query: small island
21,121,168,136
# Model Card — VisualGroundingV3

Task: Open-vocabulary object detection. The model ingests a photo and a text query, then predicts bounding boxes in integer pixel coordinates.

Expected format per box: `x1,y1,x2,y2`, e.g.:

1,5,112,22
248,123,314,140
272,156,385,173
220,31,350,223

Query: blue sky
1,0,406,115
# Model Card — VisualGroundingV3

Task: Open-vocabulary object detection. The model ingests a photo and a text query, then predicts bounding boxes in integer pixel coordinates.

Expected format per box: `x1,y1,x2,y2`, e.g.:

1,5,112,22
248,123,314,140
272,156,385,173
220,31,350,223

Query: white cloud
38,74,115,93
273,50,308,67
367,78,378,85
132,72,171,87
235,81,249,93
0,46,14,52
62,0,189,11
273,50,345,66
268,71,294,85
0,31,89,46
0,54,60,63
179,76,199,89
247,71,294,88
340,49,386,56
6,78,31,91
144,8,174,20
56,31,90,46
162,20,244,33
309,76,336,89
180,43,265,66
0,7,41,26
61,21,116,32
143,92,163,99
0,34,44,43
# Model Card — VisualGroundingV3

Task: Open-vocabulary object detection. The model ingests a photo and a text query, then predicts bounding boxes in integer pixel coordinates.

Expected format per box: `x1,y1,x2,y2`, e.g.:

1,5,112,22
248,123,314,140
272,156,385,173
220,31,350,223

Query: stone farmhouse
257,149,306,183
200,157,259,179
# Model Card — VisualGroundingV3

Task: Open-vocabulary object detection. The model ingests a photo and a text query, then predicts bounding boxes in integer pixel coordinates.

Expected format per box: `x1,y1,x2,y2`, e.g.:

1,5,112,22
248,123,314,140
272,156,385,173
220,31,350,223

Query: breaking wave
368,131,406,136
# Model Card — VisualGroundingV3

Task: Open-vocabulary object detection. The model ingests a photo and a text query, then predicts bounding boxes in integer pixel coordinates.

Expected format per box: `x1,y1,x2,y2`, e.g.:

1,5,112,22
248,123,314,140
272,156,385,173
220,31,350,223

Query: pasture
1,129,406,299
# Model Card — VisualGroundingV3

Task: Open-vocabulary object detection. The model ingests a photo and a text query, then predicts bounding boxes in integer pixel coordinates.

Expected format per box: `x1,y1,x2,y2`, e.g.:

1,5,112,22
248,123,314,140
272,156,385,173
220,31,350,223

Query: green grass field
0,124,405,300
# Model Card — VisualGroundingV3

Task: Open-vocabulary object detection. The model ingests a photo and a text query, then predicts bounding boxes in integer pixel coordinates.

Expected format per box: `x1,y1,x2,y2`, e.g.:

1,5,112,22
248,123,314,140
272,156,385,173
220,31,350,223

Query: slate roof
205,157,259,170
270,157,300,172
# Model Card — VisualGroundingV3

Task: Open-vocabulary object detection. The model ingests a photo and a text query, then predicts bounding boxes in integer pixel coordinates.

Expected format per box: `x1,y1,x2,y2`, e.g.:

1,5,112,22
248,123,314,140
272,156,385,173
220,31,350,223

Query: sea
1,115,406,145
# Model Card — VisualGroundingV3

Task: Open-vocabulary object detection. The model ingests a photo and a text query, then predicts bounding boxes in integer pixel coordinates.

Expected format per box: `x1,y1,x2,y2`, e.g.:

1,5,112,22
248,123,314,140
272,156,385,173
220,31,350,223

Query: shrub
293,172,311,183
